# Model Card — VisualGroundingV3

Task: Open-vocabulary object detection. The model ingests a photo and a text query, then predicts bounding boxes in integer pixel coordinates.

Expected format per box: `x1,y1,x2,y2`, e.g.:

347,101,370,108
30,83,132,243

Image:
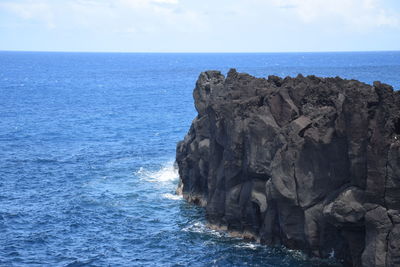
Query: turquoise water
1,51,399,266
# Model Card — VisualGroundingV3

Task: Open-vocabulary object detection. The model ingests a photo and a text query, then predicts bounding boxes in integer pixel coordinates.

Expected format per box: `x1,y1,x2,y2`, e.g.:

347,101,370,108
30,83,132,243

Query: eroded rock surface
176,69,400,266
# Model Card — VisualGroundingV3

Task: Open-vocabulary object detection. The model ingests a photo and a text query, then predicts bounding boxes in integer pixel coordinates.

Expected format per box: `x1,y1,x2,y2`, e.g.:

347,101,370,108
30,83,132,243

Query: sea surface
1,51,400,267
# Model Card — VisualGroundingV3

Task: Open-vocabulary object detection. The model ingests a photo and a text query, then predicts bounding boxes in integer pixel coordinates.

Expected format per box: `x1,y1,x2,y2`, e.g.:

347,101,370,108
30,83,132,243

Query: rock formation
176,69,400,267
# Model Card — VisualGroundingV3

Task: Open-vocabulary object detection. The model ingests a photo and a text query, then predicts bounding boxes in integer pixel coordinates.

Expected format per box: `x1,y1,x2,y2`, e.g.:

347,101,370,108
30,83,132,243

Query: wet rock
176,69,400,266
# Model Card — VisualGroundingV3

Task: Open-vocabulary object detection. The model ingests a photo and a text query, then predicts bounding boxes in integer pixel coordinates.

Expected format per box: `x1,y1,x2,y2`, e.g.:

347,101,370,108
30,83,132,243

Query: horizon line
1,49,400,54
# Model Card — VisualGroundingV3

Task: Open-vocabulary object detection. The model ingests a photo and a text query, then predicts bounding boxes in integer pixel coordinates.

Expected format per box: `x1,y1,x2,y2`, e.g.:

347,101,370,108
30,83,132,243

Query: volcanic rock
176,69,400,267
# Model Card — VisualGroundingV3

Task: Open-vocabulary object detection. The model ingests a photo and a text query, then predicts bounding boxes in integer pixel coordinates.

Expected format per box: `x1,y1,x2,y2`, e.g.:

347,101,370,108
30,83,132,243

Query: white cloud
0,0,56,28
0,0,399,51
0,0,206,35
270,0,400,30
153,0,179,4
1,0,398,34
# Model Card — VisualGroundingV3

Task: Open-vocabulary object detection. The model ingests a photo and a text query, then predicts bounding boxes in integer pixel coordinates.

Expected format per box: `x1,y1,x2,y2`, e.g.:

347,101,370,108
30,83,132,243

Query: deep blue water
1,51,399,267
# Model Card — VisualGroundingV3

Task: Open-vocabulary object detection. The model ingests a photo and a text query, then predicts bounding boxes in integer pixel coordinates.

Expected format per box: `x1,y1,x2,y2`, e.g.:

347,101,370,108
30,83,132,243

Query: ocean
1,51,399,267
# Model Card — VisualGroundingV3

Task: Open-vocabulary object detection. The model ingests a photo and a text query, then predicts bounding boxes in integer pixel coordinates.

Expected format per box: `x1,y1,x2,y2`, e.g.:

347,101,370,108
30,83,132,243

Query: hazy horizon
1,50,400,53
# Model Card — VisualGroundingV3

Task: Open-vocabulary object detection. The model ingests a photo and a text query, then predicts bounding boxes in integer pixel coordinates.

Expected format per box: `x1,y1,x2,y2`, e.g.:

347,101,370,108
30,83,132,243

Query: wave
234,242,260,250
162,193,182,200
181,221,225,238
136,161,178,183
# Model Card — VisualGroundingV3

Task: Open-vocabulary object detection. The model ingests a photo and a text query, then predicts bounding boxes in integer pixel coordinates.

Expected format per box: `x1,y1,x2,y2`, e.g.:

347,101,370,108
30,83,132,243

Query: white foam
285,248,308,261
162,193,182,200
136,161,178,183
181,221,203,233
181,221,224,238
329,248,335,258
234,242,259,250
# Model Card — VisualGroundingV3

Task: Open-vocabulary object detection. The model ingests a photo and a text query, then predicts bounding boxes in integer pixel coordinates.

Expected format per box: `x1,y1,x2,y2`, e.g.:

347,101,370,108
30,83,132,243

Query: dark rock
362,205,392,267
176,69,400,266
387,224,400,266
323,186,365,226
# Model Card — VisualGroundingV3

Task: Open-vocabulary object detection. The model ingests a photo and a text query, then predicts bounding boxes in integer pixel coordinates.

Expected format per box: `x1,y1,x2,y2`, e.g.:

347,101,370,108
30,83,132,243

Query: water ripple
2,52,395,266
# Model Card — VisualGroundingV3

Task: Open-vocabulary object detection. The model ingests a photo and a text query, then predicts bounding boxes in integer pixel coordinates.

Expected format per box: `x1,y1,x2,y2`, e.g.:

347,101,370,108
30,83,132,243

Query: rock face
176,69,400,267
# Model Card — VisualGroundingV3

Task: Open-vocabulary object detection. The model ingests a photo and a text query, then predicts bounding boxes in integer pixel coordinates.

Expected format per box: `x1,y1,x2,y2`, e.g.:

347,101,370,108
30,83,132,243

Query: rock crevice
176,69,400,267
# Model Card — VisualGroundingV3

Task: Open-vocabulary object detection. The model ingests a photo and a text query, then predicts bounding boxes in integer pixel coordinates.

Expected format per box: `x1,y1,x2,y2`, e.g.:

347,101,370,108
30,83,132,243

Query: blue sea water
1,51,400,267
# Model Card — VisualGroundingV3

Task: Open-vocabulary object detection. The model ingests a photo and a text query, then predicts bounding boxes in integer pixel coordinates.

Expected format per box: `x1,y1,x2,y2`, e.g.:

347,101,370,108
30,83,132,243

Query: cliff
176,69,400,267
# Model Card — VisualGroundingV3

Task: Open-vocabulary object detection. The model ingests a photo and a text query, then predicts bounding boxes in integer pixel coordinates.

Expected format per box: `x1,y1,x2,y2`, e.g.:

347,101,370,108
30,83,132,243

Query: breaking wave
162,193,182,200
136,161,178,183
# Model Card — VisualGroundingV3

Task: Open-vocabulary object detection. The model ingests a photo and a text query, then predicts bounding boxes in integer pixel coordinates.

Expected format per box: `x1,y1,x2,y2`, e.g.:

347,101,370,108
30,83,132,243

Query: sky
0,0,399,52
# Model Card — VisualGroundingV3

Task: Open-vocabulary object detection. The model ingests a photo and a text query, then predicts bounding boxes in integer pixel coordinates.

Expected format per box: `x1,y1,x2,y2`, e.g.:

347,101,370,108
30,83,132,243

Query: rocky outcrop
176,69,400,267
